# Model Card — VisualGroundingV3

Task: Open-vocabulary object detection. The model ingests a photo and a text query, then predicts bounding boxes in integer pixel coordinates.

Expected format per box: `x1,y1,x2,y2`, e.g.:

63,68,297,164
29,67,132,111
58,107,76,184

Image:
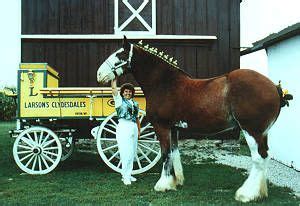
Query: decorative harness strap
112,44,134,77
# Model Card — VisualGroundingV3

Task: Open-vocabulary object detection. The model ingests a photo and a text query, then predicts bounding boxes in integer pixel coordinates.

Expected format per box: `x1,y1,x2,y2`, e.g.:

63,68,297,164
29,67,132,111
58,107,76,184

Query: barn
21,0,241,138
241,22,300,171
21,0,240,84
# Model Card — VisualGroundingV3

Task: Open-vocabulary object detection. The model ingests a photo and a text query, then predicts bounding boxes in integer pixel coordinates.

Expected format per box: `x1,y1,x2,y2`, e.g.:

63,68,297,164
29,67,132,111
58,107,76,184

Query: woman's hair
120,83,135,98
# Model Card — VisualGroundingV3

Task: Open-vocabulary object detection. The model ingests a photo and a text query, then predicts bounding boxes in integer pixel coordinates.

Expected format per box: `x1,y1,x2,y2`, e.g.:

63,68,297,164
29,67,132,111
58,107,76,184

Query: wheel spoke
109,118,118,126
31,156,38,170
43,146,59,151
106,123,116,130
20,152,34,162
135,154,142,169
108,151,119,162
21,137,35,147
141,123,152,133
43,151,59,157
41,134,50,146
17,150,32,155
138,143,159,155
39,131,44,144
140,137,155,141
26,133,35,145
38,156,42,171
34,131,38,144
42,153,55,164
18,144,32,150
117,159,122,168
140,131,155,138
40,154,50,169
139,114,145,123
103,127,116,135
42,138,56,148
99,138,117,141
138,139,159,143
138,147,152,163
102,144,118,152
25,154,35,167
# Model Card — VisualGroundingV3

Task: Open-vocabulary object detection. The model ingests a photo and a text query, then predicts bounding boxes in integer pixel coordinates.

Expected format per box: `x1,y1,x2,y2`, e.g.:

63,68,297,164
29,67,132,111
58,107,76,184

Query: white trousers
116,119,138,180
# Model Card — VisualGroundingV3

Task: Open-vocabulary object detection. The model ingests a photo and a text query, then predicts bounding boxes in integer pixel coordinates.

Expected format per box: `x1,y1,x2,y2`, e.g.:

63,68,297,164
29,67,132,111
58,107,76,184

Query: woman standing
111,78,140,185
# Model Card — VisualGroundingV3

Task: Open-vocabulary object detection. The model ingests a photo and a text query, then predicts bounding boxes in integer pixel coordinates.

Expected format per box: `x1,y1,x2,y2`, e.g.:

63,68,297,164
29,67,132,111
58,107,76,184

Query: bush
0,87,17,121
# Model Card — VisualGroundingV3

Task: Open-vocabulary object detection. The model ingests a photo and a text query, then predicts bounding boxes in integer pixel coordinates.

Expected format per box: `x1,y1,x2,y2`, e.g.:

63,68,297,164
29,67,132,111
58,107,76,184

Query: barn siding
21,0,240,86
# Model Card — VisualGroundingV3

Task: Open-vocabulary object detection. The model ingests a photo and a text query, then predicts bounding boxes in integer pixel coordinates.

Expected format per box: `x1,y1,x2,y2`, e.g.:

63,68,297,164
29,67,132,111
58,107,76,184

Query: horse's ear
122,35,130,51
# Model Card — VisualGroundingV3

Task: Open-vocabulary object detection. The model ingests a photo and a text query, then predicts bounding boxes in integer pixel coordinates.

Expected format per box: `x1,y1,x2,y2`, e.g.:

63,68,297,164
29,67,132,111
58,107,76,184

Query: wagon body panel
18,63,146,119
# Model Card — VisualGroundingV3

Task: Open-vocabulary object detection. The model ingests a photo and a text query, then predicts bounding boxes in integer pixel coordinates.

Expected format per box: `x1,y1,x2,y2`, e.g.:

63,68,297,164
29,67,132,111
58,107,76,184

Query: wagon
10,63,161,175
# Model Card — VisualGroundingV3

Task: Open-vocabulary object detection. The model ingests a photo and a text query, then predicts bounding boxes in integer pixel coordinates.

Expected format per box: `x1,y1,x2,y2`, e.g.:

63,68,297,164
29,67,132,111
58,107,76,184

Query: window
114,0,156,35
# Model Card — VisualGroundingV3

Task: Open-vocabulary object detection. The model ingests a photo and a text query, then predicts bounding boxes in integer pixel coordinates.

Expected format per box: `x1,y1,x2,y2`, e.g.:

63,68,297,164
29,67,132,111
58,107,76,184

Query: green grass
0,121,299,205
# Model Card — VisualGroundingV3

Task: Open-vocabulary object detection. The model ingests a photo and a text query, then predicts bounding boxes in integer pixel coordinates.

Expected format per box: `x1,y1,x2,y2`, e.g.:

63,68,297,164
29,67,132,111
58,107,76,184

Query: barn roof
241,22,300,56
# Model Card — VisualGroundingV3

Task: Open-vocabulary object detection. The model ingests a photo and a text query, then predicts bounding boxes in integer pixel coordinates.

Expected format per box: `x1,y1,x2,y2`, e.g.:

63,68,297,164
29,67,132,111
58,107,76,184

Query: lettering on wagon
24,101,86,108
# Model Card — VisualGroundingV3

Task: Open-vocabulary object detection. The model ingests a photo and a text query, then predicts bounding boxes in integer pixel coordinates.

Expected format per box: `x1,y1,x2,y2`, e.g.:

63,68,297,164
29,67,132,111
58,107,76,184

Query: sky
0,0,300,88
0,1,20,89
240,0,300,75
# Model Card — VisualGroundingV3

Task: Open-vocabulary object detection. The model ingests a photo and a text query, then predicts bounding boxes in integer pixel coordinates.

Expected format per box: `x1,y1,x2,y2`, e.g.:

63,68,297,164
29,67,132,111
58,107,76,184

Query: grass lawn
0,121,299,205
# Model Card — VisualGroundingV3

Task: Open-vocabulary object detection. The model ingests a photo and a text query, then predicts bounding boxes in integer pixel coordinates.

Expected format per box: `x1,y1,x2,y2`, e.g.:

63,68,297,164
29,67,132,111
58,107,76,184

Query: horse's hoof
154,177,177,192
235,190,252,203
235,187,268,203
154,184,176,192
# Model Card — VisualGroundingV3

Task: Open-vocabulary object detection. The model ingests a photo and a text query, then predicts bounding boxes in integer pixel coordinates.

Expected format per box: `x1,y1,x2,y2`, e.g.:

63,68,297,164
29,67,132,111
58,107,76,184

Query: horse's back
227,69,280,133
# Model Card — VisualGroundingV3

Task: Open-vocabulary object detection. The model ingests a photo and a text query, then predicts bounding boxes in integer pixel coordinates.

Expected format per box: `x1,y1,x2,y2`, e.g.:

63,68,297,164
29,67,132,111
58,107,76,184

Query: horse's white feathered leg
154,152,176,191
235,131,269,203
173,148,184,185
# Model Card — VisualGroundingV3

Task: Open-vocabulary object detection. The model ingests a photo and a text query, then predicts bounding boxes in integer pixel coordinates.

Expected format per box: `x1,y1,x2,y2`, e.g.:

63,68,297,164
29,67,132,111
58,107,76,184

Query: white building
241,22,300,171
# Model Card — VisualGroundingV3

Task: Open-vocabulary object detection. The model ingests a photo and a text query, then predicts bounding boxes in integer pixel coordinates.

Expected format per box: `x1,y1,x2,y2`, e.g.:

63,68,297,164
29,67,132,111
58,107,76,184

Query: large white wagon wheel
96,110,161,175
13,126,62,174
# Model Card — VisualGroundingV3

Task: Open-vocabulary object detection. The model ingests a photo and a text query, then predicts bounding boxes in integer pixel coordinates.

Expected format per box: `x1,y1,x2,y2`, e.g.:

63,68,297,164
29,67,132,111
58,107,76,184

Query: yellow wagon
11,63,161,174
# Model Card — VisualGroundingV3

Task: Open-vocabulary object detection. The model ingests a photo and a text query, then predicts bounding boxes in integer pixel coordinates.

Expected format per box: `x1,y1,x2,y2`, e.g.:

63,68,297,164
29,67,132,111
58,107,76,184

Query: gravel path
216,153,300,196
179,139,300,196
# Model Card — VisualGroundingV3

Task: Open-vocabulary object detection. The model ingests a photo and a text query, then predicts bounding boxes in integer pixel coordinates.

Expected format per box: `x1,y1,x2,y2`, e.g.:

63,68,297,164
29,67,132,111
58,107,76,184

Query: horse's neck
132,48,188,95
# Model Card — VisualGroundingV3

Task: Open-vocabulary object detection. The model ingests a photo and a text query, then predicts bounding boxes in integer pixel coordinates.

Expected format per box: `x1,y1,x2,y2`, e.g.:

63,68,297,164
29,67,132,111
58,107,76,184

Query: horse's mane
134,41,192,78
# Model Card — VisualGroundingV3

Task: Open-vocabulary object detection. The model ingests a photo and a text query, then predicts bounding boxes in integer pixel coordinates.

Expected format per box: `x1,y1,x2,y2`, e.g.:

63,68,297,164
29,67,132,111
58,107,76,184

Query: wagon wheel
57,132,74,161
13,126,62,174
96,110,161,175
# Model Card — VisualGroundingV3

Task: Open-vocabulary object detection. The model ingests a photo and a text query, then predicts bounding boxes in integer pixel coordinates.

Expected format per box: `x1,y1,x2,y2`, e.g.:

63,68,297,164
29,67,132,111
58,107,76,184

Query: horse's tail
276,81,293,108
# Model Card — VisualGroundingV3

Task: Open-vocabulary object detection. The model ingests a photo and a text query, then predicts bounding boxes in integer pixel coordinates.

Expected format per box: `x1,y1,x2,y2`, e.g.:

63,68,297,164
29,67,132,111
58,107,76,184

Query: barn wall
21,0,240,87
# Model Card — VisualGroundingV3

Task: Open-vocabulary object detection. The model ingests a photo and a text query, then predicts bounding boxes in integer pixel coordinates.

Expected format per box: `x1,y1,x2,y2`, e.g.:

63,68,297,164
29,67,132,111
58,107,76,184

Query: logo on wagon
107,99,115,107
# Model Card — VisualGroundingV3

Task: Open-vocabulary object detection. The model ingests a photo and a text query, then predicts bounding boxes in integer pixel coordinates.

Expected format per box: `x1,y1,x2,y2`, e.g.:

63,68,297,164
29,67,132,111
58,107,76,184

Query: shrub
0,87,17,121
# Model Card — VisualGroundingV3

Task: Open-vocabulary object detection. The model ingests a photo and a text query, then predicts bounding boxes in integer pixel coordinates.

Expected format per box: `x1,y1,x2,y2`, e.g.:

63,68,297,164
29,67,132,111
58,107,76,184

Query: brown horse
97,37,292,202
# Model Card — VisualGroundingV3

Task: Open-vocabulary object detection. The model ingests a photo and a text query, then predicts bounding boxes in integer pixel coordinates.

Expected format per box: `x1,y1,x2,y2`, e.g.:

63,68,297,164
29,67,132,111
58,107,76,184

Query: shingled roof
241,22,300,56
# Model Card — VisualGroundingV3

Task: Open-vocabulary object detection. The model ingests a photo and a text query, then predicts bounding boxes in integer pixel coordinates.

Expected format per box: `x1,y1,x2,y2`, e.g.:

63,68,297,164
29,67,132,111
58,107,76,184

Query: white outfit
113,92,138,182
116,119,138,181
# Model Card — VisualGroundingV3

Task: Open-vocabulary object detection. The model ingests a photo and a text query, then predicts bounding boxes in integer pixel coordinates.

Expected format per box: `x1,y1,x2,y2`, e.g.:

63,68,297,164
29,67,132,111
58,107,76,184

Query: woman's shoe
130,176,137,182
123,179,131,185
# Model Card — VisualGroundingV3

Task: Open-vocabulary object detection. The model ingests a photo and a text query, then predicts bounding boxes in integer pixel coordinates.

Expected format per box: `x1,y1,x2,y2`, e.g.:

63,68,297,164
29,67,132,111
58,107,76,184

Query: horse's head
97,36,133,83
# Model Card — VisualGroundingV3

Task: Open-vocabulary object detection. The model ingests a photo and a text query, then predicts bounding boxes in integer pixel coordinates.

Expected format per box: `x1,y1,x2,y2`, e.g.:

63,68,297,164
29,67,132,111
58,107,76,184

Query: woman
111,78,140,185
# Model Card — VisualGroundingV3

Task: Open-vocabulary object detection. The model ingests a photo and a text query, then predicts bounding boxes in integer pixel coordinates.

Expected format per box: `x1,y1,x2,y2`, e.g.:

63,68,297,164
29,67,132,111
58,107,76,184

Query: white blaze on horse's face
97,48,125,83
